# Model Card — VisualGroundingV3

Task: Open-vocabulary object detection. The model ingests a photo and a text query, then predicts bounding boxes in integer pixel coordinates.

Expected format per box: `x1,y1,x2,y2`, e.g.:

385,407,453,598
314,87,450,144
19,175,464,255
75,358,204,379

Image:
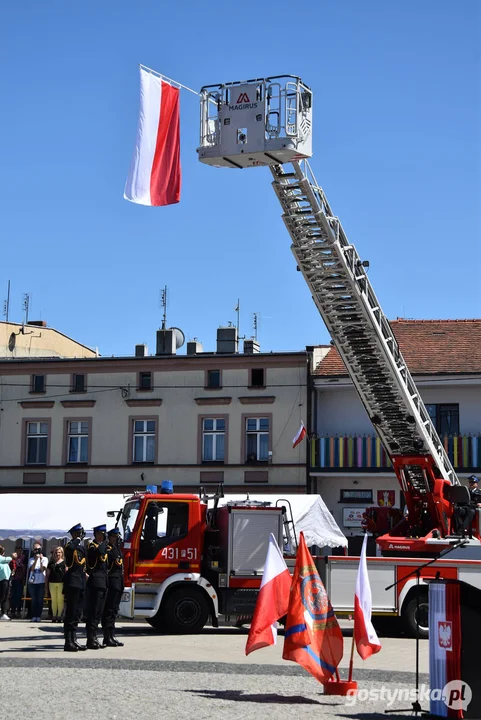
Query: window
139,501,190,560
206,369,221,389
67,421,89,463
425,404,459,436
245,417,269,462
133,419,156,463
26,422,48,464
138,371,152,391
250,368,265,388
202,418,225,462
72,374,86,393
31,375,45,393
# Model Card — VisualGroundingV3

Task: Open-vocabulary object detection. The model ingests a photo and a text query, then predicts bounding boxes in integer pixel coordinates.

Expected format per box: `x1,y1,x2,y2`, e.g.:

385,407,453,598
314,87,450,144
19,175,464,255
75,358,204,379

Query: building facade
308,320,481,543
1,320,97,359
0,345,309,494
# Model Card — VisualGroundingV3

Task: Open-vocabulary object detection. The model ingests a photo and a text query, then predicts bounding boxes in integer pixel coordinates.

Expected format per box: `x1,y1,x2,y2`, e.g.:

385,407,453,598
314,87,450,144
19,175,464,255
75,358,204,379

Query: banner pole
138,64,199,95
348,632,355,682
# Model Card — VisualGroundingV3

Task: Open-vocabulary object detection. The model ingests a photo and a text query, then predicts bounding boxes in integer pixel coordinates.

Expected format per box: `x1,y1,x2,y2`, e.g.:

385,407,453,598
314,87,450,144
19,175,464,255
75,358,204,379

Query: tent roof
0,494,126,540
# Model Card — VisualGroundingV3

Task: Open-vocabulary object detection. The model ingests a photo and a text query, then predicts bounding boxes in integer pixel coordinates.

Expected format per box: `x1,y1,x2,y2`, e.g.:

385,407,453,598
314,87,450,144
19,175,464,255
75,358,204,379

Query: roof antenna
22,293,30,326
253,312,258,341
160,286,167,330
3,280,10,322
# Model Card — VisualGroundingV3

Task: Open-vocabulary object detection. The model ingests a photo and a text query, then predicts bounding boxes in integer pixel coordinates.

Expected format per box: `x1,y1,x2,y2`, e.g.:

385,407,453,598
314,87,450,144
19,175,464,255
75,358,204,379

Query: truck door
131,498,202,584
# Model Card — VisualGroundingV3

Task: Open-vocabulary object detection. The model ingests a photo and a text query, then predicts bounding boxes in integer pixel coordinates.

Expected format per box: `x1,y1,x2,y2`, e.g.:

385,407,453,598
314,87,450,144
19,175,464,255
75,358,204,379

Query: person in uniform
468,475,481,505
86,523,109,649
101,527,125,647
63,523,87,652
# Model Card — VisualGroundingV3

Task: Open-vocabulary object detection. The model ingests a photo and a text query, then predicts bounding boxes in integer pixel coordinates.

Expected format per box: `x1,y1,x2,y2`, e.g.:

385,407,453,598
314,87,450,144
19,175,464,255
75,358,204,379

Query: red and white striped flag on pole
354,533,382,659
124,66,181,206
293,422,307,449
245,533,291,655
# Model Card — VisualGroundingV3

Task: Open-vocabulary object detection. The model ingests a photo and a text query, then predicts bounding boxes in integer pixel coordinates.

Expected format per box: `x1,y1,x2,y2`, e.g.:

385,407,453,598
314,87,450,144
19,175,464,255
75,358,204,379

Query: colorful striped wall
311,434,481,470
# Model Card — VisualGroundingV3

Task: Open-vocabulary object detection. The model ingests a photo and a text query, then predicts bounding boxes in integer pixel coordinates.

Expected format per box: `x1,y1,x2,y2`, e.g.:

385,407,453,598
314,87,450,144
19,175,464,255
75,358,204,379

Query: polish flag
354,533,382,659
245,533,291,655
293,422,307,448
124,67,181,206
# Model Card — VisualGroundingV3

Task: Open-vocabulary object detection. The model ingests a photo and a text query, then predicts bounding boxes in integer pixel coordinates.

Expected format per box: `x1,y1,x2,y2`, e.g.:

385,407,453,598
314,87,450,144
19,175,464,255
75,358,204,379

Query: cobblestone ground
0,621,430,720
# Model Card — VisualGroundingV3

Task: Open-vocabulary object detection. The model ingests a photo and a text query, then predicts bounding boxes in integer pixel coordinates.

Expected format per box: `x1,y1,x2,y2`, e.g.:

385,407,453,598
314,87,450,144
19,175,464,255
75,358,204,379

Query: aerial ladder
197,75,478,555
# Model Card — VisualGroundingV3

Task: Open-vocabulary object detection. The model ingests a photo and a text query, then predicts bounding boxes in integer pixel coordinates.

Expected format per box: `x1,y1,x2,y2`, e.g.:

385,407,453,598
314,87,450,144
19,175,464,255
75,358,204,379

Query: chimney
244,338,260,354
187,340,203,355
216,326,238,354
135,344,148,358
27,320,47,328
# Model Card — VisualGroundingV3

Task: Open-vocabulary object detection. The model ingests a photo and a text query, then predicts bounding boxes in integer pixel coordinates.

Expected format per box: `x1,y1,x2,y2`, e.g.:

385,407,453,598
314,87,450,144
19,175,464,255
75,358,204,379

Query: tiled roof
315,319,481,376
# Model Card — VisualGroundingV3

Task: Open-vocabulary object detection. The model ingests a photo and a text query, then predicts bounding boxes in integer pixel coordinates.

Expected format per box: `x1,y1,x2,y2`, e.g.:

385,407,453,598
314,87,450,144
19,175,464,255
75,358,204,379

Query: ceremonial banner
354,533,382,659
283,532,343,683
429,582,462,719
124,67,181,206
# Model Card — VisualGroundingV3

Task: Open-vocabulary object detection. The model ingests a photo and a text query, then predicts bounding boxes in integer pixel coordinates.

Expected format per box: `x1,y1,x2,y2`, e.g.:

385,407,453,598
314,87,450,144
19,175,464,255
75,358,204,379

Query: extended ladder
270,160,458,500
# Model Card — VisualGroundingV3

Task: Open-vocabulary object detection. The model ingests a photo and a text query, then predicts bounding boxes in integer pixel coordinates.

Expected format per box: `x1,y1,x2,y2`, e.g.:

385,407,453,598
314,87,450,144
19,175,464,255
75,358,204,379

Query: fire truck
117,75,481,636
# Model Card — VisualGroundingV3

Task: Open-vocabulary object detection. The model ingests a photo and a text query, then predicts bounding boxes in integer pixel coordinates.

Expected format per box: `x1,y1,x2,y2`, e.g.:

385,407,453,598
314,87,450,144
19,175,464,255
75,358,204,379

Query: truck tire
159,586,210,634
402,591,429,639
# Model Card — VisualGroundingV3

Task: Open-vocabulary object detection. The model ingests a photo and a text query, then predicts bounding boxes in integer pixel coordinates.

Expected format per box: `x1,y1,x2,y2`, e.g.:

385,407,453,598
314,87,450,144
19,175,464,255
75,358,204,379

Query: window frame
249,367,266,389
71,373,87,394
241,413,272,464
425,403,460,436
205,369,222,390
137,371,153,392
198,414,228,464
129,416,158,464
64,417,92,465
30,374,46,394
23,418,51,466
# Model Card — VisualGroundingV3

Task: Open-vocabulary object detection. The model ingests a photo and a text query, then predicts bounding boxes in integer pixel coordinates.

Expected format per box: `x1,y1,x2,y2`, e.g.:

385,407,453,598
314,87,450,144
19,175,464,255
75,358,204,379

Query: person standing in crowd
46,546,66,623
101,527,124,647
27,542,48,622
86,524,109,650
63,524,87,652
0,545,14,621
9,544,26,618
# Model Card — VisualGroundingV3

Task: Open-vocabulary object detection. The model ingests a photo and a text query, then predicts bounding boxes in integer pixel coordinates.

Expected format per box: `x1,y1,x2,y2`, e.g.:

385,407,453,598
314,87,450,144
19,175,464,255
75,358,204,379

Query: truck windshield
122,500,140,541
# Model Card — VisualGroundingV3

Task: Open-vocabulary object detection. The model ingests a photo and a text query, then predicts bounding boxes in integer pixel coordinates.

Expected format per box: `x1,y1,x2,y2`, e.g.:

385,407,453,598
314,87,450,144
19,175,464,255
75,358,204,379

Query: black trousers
0,579,9,615
102,587,123,630
63,586,85,633
86,586,107,635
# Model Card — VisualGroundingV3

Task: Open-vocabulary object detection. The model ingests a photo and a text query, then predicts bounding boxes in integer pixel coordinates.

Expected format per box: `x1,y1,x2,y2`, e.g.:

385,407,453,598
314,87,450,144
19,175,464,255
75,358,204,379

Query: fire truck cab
118,482,285,633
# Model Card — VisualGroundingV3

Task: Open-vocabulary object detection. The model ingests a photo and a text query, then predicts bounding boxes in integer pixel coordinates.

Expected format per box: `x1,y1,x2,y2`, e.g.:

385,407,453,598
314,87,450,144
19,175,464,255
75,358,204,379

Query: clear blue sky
1,1,480,356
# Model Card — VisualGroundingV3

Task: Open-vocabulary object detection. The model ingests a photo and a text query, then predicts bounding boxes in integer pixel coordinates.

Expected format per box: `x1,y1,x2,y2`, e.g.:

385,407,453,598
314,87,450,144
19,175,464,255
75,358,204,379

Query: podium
428,580,481,719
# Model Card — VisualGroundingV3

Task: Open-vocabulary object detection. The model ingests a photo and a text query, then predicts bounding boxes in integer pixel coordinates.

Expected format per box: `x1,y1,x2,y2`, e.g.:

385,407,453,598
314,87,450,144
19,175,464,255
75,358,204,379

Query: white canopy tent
0,494,126,541
221,493,347,550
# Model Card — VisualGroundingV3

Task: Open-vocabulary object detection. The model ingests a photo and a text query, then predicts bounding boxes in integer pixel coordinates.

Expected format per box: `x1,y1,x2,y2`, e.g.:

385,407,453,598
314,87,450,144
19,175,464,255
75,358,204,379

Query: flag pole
348,631,355,682
139,64,199,95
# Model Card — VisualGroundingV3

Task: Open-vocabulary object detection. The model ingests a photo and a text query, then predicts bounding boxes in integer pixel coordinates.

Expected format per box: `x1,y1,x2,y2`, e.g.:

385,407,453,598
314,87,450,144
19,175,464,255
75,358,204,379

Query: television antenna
3,280,10,322
160,286,168,330
22,293,30,324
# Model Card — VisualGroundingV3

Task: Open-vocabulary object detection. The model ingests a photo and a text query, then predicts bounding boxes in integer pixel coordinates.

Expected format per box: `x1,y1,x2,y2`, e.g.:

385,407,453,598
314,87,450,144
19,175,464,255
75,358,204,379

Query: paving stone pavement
0,619,430,720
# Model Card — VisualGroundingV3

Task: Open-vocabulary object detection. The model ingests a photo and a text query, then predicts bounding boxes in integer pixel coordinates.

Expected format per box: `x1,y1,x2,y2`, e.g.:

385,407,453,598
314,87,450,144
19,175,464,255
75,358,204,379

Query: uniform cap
107,527,121,536
93,524,107,533
69,523,83,534
468,475,479,484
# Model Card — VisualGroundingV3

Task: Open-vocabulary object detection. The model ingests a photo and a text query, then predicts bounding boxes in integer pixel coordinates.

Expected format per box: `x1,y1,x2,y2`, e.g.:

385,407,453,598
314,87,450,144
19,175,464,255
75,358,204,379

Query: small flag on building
124,66,181,207
293,422,307,448
283,532,344,683
354,534,382,659
245,533,291,655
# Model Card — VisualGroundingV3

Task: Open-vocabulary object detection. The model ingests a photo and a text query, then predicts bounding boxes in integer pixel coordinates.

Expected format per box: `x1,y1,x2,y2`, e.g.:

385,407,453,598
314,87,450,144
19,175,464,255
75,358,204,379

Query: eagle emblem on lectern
438,621,452,650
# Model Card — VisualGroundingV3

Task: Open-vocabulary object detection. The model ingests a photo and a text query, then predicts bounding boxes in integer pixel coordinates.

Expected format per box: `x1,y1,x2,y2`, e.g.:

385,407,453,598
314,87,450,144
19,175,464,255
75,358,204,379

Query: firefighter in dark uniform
101,527,125,647
63,523,87,652
86,523,109,649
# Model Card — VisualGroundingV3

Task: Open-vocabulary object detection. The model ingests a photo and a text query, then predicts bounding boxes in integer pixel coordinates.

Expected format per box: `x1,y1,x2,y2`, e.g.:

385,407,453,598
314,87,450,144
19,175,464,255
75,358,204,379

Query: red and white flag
354,533,381,659
245,533,291,655
124,67,181,207
293,422,307,448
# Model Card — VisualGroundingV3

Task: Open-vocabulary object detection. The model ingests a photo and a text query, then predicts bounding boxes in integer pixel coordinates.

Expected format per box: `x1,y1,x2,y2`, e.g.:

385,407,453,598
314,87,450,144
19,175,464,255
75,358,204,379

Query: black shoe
102,633,117,648
64,632,78,652
110,629,124,647
86,635,102,650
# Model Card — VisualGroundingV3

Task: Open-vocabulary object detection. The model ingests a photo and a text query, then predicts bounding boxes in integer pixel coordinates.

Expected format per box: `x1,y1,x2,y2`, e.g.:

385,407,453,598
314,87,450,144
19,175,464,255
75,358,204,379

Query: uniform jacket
63,538,87,590
87,539,109,590
106,544,124,592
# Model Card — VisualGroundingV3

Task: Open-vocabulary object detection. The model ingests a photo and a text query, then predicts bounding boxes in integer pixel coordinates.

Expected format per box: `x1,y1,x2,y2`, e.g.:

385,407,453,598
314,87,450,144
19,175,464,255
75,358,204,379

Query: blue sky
1,1,480,356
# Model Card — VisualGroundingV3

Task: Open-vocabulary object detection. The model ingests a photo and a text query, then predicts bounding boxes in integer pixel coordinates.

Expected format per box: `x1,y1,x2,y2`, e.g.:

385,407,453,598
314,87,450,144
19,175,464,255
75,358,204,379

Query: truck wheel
161,587,210,634
402,592,429,639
